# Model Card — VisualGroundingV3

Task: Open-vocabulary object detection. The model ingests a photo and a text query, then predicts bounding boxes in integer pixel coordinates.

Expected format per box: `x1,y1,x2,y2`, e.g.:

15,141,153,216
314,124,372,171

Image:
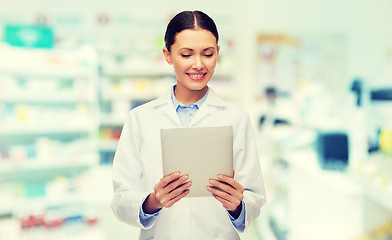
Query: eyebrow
179,47,216,51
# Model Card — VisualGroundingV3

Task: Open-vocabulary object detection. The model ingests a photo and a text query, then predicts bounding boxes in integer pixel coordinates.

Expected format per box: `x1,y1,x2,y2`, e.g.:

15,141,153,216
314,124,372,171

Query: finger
156,172,180,189
209,177,244,200
163,174,189,194
207,186,233,202
154,172,182,200
164,189,190,208
212,193,238,211
209,179,235,195
207,183,243,208
168,181,192,199
156,175,189,202
217,174,245,192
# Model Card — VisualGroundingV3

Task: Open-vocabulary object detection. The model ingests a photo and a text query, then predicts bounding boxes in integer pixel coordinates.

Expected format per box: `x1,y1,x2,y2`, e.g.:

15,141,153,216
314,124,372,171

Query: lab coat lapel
163,102,181,126
190,89,225,126
190,103,210,126
155,90,181,126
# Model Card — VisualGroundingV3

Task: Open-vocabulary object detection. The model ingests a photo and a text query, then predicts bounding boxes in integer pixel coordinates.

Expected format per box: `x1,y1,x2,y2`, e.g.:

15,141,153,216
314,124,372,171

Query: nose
192,56,203,70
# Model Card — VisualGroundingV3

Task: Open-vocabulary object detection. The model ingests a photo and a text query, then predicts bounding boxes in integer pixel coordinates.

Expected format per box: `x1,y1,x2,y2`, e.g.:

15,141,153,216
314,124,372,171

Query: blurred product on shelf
0,43,101,240
316,131,349,171
352,220,392,240
0,138,96,167
0,205,102,240
98,126,122,165
379,129,392,154
99,127,122,141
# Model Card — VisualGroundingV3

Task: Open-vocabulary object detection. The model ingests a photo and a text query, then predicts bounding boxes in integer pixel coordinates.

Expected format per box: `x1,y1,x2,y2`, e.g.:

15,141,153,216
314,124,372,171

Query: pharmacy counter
285,149,392,240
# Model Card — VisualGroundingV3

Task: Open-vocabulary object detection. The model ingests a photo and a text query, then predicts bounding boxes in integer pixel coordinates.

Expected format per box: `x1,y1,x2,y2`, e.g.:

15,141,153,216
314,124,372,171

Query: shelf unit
0,43,100,223
0,163,90,182
349,152,392,212
97,67,174,164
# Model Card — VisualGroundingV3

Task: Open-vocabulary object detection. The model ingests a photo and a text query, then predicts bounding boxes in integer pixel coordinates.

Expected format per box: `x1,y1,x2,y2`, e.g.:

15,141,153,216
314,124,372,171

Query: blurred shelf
99,116,125,126
0,69,96,79
103,68,174,78
101,93,156,102
355,176,392,211
52,230,105,240
287,149,392,213
0,44,98,79
285,149,363,196
0,125,96,136
0,194,84,217
349,153,392,211
255,199,278,240
0,94,94,103
99,140,118,151
0,163,91,182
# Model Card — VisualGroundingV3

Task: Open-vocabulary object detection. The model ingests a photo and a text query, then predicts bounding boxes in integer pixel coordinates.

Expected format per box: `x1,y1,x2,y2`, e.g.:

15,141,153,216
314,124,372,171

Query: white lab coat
111,88,267,240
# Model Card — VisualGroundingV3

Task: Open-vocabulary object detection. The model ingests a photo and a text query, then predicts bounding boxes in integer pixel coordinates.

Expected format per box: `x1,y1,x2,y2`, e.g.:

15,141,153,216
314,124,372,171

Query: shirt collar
171,85,209,110
152,86,226,110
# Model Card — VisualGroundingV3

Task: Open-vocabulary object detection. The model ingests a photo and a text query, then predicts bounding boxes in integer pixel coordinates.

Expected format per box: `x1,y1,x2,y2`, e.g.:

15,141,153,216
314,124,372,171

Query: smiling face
163,29,220,104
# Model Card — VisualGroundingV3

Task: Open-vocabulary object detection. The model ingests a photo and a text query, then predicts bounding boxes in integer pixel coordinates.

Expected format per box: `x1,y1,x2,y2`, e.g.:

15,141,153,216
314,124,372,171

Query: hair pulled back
164,10,219,52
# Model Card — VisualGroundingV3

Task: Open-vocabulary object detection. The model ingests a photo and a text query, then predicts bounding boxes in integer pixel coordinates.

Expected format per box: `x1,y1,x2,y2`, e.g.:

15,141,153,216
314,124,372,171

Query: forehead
173,29,217,50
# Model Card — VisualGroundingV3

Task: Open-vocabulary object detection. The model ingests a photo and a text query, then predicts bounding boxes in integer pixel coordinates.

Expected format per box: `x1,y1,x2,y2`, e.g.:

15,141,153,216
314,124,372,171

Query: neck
174,85,208,105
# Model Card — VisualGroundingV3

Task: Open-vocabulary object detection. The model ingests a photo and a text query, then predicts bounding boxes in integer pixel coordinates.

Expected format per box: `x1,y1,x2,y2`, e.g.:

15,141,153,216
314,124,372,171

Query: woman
111,10,266,239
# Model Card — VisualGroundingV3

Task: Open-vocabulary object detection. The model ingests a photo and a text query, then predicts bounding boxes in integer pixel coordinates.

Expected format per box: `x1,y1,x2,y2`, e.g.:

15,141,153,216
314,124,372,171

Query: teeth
189,74,204,78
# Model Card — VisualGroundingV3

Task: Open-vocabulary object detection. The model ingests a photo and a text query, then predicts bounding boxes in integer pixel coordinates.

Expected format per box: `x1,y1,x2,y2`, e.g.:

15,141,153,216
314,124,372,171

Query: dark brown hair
164,10,219,52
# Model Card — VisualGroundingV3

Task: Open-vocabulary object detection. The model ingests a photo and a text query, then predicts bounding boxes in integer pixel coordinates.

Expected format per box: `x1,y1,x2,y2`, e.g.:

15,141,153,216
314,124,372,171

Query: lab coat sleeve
233,114,267,232
111,111,157,229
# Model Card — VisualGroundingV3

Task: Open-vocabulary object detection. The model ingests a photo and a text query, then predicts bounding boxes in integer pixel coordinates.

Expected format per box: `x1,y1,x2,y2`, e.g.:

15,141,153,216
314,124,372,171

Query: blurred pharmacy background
1,0,392,239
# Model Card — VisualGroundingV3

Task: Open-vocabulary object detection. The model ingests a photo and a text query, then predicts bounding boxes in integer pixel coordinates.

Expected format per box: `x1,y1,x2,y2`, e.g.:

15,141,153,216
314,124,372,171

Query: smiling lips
187,73,207,81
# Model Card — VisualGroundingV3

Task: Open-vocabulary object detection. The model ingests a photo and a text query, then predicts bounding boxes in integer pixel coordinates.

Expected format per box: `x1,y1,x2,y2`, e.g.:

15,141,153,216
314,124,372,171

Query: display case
0,43,101,239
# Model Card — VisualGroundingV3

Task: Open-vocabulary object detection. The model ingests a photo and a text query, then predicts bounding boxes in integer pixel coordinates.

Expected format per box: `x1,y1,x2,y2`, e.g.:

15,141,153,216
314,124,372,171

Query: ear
162,47,173,65
217,45,220,57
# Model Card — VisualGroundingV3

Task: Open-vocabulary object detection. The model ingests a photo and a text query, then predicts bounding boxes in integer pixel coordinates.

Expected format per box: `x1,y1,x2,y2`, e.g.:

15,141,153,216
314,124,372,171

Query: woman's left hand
207,173,244,218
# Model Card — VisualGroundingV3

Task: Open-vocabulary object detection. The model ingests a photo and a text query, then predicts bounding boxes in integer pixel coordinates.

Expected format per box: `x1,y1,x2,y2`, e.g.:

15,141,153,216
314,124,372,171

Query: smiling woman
163,29,220,105
162,10,220,105
111,10,267,240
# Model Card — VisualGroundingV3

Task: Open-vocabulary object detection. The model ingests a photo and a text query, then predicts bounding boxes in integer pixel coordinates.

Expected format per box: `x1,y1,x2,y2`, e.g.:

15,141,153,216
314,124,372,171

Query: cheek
205,58,217,70
173,59,190,71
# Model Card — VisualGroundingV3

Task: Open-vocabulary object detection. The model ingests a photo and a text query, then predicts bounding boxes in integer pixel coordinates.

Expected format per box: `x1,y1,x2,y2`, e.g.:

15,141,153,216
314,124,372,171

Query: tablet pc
161,125,233,197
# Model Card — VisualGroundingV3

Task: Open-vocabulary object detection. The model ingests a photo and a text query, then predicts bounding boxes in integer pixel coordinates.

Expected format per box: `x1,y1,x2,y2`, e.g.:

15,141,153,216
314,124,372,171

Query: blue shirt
139,85,245,228
171,85,209,126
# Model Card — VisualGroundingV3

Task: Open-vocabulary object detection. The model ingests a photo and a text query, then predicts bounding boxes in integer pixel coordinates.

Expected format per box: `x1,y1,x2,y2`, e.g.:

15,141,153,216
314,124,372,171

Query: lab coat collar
152,86,226,126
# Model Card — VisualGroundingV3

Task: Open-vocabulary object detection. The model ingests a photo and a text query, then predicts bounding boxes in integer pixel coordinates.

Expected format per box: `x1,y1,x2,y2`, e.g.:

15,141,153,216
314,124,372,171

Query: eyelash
181,54,214,58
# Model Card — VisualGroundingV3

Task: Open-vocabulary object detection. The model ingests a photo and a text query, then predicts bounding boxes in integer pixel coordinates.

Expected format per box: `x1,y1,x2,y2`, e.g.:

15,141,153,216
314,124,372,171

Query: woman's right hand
142,172,192,214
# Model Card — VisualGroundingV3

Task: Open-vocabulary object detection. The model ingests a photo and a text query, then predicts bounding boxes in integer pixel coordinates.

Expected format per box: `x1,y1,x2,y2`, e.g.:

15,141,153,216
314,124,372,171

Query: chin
188,82,209,91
